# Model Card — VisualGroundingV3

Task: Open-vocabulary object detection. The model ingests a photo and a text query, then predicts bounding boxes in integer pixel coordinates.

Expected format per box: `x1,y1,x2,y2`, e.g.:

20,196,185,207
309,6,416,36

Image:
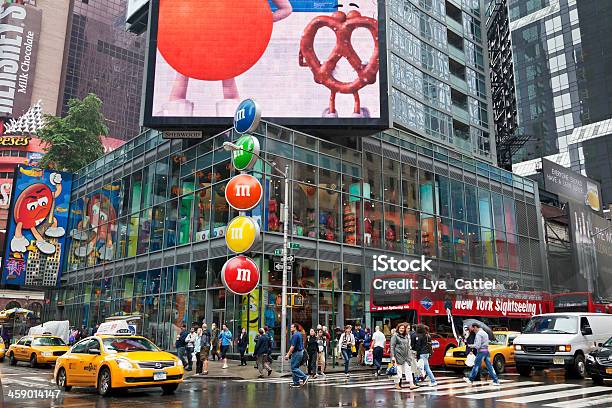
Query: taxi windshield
102,337,159,352
32,337,66,346
491,334,507,346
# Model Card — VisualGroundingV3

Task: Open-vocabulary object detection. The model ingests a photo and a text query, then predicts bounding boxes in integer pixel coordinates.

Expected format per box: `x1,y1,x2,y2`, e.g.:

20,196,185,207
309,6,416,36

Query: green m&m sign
232,134,260,171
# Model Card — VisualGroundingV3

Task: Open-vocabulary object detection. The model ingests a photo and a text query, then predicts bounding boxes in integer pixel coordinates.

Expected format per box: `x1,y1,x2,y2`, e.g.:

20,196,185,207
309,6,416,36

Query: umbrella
461,318,495,342
0,308,34,319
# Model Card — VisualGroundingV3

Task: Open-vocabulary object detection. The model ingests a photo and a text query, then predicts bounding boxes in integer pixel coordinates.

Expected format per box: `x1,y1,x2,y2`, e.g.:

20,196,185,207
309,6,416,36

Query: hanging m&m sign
221,255,260,295
225,174,263,211
226,216,260,253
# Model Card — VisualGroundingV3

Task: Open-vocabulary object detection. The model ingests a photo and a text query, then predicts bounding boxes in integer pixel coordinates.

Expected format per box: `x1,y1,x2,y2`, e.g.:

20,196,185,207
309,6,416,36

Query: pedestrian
371,325,386,376
363,327,372,363
390,322,418,390
338,325,355,377
185,326,197,371
201,323,211,375
353,323,365,364
211,323,220,361
306,328,319,377
464,323,500,386
407,323,420,385
265,326,274,366
218,323,232,369
316,328,327,377
194,327,203,374
414,324,437,386
285,323,308,388
175,325,188,368
237,327,249,366
254,328,272,378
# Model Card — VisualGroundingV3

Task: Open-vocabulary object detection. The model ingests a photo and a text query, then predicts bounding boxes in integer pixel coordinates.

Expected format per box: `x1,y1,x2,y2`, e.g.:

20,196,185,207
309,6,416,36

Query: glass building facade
52,123,547,351
62,0,145,140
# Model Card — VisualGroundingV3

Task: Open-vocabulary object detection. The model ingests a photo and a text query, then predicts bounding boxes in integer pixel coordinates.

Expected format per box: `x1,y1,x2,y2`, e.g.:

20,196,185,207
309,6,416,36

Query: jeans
239,349,247,365
419,353,436,383
290,351,307,385
177,346,188,367
186,346,194,369
195,351,202,374
341,348,351,374
373,346,383,373
469,350,499,383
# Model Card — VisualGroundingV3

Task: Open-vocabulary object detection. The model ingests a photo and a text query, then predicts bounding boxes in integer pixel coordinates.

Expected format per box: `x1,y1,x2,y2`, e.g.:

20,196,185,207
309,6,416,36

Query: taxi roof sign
96,320,136,336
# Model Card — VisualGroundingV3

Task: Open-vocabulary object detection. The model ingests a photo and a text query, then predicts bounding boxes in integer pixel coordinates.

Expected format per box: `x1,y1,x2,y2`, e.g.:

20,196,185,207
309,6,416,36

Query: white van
513,313,612,378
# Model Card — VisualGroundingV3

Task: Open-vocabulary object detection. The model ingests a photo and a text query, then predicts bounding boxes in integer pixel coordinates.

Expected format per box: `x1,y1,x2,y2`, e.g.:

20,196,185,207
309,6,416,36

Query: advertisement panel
66,183,121,268
142,0,389,130
568,201,612,299
0,2,42,119
542,159,602,212
1,165,72,286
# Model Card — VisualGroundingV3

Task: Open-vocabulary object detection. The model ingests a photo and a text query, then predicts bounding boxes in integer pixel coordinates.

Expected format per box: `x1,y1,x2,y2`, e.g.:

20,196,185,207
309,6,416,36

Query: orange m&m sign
225,174,263,211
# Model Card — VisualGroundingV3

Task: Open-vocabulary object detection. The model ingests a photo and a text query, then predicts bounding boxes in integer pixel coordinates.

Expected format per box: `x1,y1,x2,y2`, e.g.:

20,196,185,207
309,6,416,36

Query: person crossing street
464,322,501,386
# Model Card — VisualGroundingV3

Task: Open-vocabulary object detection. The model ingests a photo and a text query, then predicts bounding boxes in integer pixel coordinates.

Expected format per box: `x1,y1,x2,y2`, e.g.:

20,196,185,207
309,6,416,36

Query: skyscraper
62,0,145,140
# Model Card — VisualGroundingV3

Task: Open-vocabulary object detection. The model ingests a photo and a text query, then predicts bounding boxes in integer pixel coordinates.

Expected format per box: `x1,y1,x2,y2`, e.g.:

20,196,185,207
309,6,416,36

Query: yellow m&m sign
226,216,260,253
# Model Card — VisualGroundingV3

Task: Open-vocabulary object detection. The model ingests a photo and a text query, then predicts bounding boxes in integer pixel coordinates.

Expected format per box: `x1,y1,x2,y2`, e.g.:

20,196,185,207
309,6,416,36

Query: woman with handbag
390,322,418,390
338,325,355,377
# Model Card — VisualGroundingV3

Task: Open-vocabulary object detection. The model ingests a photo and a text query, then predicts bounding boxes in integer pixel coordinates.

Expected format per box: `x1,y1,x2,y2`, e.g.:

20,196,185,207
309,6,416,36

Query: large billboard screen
1,165,72,287
142,0,389,130
542,159,602,213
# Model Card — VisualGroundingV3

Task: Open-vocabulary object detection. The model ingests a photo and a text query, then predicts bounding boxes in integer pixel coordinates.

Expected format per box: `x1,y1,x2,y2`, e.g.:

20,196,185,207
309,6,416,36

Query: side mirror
598,342,603,347
581,326,593,336
89,348,101,355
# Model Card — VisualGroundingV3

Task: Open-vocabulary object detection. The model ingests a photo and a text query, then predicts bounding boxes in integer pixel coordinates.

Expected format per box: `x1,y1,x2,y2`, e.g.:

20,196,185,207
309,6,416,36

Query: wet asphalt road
0,361,610,408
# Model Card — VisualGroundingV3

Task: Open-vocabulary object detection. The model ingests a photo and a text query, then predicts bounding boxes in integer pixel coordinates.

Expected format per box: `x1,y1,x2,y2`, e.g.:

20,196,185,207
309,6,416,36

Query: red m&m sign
225,174,263,211
221,255,260,295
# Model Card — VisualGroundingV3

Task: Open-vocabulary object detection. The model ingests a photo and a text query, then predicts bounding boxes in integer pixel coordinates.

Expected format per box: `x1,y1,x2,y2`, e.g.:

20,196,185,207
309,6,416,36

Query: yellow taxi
0,340,6,362
444,331,520,373
54,332,184,396
7,334,70,367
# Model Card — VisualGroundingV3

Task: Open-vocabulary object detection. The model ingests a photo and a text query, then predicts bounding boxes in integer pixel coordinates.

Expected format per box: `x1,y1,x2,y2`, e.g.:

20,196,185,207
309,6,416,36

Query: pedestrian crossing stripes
235,372,612,406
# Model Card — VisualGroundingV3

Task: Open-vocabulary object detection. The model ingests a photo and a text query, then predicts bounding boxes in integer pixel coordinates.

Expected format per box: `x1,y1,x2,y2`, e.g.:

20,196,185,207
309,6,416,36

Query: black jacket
237,334,249,351
254,335,270,356
413,332,433,357
306,335,319,354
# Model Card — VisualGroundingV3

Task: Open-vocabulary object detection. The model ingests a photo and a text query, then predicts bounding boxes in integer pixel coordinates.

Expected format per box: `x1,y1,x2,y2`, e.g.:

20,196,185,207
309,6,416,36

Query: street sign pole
280,164,289,375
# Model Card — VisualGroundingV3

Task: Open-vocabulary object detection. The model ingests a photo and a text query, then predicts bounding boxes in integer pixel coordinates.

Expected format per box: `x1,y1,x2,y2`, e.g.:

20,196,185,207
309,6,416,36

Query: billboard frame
141,0,391,133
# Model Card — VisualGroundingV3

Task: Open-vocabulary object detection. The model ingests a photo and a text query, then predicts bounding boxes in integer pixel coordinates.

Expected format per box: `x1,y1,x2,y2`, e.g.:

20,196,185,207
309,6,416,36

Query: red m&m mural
221,255,260,295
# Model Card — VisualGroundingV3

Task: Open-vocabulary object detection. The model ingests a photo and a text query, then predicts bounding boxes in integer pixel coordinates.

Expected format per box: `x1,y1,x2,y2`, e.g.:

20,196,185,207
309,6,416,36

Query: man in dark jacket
175,325,188,367
353,323,366,364
254,328,272,378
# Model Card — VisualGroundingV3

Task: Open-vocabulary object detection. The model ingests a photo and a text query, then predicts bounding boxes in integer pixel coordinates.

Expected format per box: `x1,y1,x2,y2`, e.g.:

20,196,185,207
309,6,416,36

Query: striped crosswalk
235,372,612,406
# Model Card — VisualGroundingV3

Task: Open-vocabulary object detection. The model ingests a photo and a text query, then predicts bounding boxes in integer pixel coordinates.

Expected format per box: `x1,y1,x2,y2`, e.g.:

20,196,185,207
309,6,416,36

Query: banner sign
0,2,42,119
1,165,72,286
542,159,602,212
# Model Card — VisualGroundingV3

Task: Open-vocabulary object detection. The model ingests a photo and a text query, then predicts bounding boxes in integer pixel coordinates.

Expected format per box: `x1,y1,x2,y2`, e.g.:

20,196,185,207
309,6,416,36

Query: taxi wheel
8,352,16,366
29,354,38,368
56,368,72,392
0,356,4,363
161,384,179,394
493,354,505,374
97,367,113,397
592,375,605,385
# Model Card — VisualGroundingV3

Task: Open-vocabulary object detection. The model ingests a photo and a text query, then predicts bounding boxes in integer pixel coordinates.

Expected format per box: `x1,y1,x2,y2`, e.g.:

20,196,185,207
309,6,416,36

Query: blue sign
268,0,336,12
234,99,262,134
420,297,433,311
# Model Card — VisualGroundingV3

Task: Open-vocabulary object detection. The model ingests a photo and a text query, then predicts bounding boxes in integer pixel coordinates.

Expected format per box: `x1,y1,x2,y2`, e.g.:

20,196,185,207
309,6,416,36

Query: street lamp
223,141,290,374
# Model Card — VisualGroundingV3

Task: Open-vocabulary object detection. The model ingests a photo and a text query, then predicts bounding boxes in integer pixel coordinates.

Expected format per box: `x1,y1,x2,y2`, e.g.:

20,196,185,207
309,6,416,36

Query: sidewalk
186,357,375,380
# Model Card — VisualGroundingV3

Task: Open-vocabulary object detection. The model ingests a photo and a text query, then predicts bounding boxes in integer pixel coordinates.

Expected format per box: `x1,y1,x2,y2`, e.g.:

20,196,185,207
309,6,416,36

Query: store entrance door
319,312,334,330
212,310,225,326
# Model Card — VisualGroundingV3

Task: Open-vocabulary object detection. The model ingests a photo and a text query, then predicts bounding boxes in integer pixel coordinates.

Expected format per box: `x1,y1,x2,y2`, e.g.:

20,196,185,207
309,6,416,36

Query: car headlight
445,350,453,357
41,352,53,357
557,345,571,352
514,344,522,351
116,358,136,370
176,359,183,367
586,354,595,362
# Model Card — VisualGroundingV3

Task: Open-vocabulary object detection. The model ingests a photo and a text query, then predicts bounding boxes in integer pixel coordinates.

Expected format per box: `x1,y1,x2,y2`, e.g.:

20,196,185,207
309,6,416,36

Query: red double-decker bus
553,292,612,313
369,274,554,366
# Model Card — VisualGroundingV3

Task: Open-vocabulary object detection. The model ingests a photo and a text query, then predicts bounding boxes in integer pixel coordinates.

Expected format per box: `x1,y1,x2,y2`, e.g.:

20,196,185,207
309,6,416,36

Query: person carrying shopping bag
464,323,501,386
413,324,437,386
338,325,355,377
390,322,418,390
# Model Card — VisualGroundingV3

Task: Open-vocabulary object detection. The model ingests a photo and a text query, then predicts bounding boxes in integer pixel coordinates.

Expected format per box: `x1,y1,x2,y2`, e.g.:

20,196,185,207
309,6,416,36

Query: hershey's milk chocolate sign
0,3,42,118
